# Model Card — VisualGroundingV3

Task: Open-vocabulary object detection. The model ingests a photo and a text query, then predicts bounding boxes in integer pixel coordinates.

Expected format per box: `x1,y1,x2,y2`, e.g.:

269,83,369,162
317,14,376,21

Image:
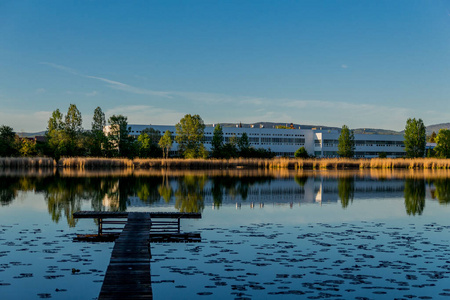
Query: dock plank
98,212,153,300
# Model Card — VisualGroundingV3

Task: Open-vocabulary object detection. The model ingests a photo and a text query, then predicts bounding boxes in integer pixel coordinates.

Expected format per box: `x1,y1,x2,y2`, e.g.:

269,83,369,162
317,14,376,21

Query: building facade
105,124,405,158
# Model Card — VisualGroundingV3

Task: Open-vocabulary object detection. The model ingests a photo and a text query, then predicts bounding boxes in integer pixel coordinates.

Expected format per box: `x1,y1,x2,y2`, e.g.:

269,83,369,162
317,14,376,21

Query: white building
105,124,405,158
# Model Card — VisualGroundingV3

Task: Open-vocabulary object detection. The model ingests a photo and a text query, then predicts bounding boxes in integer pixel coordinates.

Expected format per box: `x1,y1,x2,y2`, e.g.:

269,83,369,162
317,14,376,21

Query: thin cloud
42,62,172,98
85,91,98,97
105,105,184,125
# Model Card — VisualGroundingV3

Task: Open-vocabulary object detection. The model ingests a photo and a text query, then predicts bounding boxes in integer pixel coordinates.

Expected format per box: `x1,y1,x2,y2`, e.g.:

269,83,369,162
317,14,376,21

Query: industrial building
105,124,405,158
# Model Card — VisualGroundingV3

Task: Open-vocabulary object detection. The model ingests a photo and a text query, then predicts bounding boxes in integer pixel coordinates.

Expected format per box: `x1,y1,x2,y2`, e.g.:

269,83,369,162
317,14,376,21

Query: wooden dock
99,212,152,299
73,211,202,299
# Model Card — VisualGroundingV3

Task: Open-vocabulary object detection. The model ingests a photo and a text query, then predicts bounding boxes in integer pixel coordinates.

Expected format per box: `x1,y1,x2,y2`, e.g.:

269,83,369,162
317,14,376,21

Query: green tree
0,125,18,157
92,106,106,132
238,132,251,157
107,115,134,158
221,142,238,158
434,129,450,158
18,138,37,157
294,146,309,158
211,124,224,158
89,106,107,157
64,104,83,139
175,114,205,158
378,152,387,158
429,131,437,143
45,109,67,159
337,125,355,158
65,104,85,156
137,128,162,158
404,118,426,158
159,130,173,159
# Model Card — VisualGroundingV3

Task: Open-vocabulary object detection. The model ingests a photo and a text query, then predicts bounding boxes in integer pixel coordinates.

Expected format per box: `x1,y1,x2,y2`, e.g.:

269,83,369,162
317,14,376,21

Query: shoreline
1,157,450,170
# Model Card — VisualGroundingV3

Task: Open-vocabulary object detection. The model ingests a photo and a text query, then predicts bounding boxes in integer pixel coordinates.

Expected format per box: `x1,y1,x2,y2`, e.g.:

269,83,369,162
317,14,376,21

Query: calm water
0,169,449,299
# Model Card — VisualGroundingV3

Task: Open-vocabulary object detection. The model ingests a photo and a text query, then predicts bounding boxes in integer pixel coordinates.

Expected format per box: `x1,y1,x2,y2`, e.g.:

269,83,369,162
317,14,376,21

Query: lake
0,169,449,299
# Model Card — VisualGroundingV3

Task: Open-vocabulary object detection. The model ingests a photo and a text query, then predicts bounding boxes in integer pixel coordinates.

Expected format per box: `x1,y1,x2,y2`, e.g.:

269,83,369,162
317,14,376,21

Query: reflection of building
104,124,405,158
115,177,406,208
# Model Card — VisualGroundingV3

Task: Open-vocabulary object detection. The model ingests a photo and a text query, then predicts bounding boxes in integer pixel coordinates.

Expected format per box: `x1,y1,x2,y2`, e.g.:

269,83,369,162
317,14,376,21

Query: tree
137,128,162,158
92,106,106,132
63,104,84,156
0,125,18,156
175,114,205,158
90,106,107,157
434,129,450,158
159,130,173,159
238,132,250,156
337,125,355,158
18,138,37,157
65,104,83,139
107,115,134,157
45,109,67,159
429,131,437,143
211,124,224,158
294,146,309,158
404,118,426,158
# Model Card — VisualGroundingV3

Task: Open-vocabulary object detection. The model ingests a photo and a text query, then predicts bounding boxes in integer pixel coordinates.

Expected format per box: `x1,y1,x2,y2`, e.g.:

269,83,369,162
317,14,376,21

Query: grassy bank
2,157,450,170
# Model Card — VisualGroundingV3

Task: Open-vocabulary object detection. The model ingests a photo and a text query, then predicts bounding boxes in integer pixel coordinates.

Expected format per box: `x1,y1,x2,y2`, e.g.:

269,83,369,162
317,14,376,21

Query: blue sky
1,0,449,132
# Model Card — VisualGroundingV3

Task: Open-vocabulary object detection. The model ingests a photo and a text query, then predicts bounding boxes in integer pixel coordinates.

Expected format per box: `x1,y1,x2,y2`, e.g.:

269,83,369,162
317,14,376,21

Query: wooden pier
73,211,201,299
99,212,152,299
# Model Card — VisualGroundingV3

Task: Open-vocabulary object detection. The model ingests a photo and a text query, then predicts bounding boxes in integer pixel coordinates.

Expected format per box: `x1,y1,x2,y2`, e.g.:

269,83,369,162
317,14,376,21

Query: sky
1,0,449,132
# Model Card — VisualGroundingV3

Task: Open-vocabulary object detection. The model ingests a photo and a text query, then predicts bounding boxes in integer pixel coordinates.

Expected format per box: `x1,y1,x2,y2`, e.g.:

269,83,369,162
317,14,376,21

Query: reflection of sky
1,176,450,299
187,197,449,230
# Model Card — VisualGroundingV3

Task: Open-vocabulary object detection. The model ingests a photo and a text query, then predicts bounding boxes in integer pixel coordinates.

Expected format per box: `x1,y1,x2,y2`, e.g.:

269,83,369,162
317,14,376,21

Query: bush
294,147,309,159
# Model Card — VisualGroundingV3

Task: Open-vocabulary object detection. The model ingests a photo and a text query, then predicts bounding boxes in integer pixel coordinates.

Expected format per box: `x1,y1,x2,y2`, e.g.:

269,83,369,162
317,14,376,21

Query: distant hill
208,122,339,130
207,122,401,135
353,128,401,135
425,123,450,135
16,131,46,138
17,122,449,137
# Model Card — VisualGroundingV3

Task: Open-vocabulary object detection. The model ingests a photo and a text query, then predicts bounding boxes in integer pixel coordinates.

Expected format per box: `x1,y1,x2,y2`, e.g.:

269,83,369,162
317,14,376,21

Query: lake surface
0,169,449,299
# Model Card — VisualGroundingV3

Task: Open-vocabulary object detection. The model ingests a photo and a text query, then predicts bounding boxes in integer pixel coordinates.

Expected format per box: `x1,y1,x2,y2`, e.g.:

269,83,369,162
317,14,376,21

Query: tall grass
59,157,134,169
0,157,56,169
3,157,450,170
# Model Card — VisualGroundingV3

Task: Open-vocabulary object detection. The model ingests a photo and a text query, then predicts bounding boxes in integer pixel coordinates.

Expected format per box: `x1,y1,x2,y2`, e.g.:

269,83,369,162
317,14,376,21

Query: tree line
0,105,275,159
1,105,449,159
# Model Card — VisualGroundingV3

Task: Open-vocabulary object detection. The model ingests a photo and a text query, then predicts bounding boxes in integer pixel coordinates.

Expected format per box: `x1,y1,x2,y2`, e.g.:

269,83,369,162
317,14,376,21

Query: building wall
104,124,405,158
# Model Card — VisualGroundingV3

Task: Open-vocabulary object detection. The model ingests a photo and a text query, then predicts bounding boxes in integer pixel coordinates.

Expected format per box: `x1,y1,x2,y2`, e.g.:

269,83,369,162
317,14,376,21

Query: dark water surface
0,169,449,299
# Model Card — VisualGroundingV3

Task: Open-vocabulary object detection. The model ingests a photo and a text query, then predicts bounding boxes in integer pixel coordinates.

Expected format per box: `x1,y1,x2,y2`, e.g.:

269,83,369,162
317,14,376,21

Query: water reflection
404,178,426,216
432,178,450,204
338,176,355,208
2,169,450,225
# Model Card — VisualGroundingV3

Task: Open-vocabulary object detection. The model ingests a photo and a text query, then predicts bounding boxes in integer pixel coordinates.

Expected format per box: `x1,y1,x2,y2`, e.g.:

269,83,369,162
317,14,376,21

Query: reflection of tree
210,176,272,203
43,176,86,227
135,177,162,204
0,177,20,206
175,176,206,213
433,179,450,204
338,176,355,208
404,178,425,216
158,175,173,203
294,176,308,187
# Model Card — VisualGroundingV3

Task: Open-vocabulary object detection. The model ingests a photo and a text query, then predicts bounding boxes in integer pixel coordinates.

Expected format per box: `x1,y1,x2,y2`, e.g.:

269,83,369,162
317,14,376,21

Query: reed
0,157,56,169
3,157,450,170
59,157,134,169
